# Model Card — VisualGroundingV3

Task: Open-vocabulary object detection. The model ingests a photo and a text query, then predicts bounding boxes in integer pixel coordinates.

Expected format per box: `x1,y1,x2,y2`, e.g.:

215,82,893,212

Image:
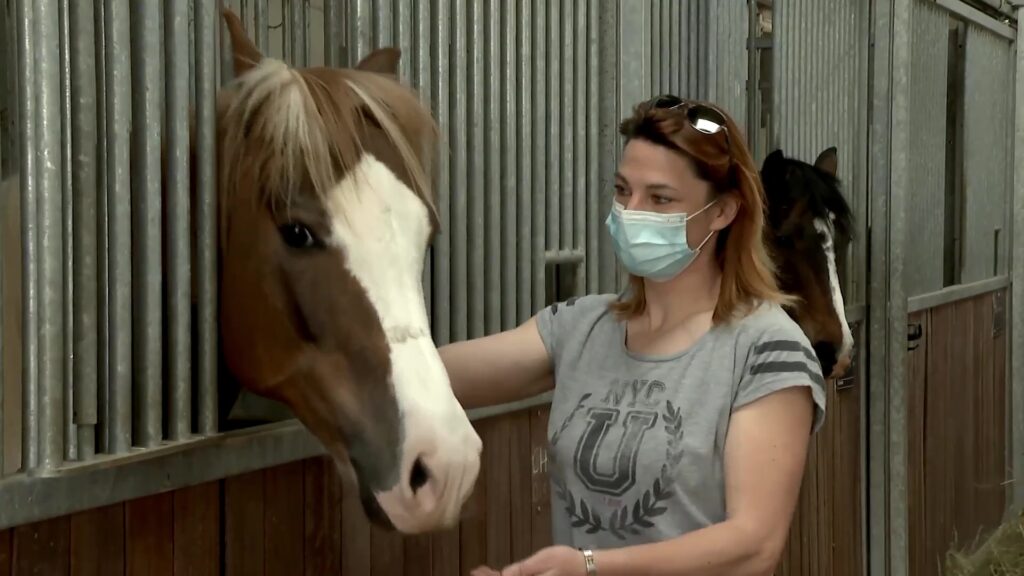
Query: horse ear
814,146,839,177
355,47,402,75
223,7,263,77
762,149,785,170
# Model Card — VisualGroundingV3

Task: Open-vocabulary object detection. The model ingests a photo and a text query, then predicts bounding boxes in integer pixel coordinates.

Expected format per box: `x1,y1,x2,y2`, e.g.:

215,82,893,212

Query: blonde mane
217,57,440,232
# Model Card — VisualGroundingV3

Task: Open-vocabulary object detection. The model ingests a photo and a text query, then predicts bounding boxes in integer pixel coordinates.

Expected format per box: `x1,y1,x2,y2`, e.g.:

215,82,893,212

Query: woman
445,95,825,576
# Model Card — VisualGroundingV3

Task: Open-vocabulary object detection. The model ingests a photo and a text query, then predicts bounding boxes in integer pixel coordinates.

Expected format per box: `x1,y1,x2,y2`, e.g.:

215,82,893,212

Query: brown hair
609,96,796,323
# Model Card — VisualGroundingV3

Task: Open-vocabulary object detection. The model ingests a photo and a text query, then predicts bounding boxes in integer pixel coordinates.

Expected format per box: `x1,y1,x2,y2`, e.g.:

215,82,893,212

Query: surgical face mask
604,199,717,282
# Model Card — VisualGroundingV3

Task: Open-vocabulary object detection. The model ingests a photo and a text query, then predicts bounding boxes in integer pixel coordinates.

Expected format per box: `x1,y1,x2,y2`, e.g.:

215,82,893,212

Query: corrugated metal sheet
772,0,868,303
962,22,1013,283
905,0,949,297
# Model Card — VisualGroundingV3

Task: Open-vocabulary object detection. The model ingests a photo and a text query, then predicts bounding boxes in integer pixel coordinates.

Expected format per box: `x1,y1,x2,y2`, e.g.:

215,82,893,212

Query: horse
760,146,855,381
202,10,482,532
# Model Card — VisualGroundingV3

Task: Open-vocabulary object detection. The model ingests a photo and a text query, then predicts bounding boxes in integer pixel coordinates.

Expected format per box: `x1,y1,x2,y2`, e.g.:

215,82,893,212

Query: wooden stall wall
0,376,863,575
907,290,1009,575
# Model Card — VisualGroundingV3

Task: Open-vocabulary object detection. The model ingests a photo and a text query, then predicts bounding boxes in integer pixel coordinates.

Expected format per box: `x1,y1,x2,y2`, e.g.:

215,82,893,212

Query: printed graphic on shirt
548,336,818,541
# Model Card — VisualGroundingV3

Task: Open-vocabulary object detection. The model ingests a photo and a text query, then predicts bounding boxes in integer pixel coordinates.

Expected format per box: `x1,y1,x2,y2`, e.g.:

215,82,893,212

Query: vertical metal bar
560,0,572,255
586,0,598,294
374,0,392,46
394,0,412,102
17,0,40,473
573,0,585,296
94,0,109,455
196,0,218,436
500,0,517,330
451,0,468,341
166,0,192,442
130,0,164,449
468,0,484,338
429,0,451,344
58,0,76,463
484,0,501,335
597,0,618,294
70,0,98,461
414,0,430,323
289,0,307,66
324,0,341,67
546,0,560,253
1010,0,1024,517
650,0,659,96
104,0,132,454
350,0,372,62
34,0,67,472
516,0,532,322
254,0,269,55
531,0,546,309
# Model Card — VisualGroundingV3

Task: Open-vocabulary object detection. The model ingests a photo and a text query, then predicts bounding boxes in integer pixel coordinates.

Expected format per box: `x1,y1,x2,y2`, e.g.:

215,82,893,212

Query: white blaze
814,216,854,361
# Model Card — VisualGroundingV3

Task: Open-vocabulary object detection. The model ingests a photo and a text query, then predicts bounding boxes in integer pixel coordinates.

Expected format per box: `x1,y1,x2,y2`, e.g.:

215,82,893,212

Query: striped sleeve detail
747,339,824,387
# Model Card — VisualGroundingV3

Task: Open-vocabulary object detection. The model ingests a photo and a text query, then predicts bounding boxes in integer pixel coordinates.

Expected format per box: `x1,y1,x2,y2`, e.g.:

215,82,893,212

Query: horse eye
279,222,319,249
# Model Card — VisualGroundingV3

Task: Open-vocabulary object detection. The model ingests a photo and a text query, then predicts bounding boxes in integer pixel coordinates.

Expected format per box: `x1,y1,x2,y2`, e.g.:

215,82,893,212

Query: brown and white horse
210,11,481,532
760,146,855,380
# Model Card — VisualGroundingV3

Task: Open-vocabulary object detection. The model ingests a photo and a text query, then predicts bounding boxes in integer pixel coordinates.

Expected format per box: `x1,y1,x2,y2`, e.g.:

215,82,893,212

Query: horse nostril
410,457,430,493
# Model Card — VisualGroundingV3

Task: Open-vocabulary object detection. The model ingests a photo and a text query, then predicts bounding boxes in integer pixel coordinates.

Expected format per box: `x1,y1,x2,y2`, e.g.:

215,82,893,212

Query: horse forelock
217,58,439,233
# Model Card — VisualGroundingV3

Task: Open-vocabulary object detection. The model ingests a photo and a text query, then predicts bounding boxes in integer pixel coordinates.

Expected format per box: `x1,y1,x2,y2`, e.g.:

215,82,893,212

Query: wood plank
955,297,976,546
225,470,265,576
125,492,173,576
370,521,405,575
340,473,371,576
907,311,927,576
529,406,552,550
70,503,125,576
992,290,1008,522
264,462,305,575
304,457,342,576
429,526,461,576
485,417,512,568
402,532,432,576
926,303,953,573
13,516,70,575
508,410,533,562
817,381,834,576
0,529,10,576
173,481,220,576
459,419,488,573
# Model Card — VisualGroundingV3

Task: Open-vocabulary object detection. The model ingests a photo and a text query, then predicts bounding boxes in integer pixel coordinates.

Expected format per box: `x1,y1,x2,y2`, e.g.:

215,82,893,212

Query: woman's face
613,138,715,216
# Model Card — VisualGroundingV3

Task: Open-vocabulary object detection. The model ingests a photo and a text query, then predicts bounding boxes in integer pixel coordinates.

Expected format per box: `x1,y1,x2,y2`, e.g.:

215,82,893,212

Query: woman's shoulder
728,301,813,348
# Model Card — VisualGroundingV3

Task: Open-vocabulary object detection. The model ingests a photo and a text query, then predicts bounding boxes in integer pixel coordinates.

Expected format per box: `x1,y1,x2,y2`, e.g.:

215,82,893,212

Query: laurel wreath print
551,400,686,540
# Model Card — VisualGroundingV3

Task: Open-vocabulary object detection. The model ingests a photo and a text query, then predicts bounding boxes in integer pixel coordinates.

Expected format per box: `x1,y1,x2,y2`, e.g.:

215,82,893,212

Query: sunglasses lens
688,105,726,134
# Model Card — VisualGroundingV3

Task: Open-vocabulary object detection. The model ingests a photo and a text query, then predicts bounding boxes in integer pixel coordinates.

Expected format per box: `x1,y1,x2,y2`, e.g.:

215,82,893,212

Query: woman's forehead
618,140,702,187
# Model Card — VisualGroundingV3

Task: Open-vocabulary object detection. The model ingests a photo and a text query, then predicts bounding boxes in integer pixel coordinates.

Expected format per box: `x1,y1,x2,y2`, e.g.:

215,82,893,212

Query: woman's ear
709,191,740,232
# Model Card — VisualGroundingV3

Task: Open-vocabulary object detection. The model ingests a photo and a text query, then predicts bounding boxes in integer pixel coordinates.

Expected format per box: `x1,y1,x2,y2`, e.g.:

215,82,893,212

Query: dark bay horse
207,11,482,532
760,146,855,380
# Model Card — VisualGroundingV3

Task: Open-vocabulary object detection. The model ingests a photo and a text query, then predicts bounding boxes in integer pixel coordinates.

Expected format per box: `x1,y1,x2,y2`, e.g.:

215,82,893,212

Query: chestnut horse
760,146,855,380
208,11,481,532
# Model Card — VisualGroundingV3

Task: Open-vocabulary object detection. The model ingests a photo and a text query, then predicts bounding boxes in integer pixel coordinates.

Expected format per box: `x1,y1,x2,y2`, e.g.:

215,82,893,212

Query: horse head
760,147,854,380
208,9,481,533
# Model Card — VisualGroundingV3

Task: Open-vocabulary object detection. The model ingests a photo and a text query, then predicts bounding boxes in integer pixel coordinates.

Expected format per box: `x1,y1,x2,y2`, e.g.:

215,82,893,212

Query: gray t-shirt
534,293,826,549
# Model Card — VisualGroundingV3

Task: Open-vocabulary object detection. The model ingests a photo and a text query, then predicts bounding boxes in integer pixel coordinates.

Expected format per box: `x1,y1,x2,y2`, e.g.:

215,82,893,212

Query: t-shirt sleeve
733,319,828,435
533,296,579,364
533,294,611,368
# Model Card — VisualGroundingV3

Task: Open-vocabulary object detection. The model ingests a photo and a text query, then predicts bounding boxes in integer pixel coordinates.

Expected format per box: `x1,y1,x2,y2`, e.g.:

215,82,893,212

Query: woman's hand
469,545,587,576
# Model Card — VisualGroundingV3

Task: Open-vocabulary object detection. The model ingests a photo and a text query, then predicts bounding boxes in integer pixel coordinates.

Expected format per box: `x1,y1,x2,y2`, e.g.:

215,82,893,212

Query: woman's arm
439,316,555,410
590,385,815,576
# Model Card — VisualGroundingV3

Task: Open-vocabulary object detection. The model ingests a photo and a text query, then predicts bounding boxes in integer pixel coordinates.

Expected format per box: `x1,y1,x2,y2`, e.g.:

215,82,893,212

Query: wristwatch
581,548,597,575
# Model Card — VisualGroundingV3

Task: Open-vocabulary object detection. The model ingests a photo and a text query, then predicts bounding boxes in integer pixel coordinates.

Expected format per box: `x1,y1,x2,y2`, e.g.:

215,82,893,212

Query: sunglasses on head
649,94,732,152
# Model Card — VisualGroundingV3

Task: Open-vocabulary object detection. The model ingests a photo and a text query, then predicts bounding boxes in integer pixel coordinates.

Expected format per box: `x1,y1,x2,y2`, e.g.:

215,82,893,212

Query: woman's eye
652,195,672,205
614,185,628,197
279,222,320,249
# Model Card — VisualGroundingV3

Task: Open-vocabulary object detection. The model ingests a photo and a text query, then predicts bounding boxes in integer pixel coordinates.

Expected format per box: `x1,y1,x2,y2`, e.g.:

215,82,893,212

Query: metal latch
907,322,923,351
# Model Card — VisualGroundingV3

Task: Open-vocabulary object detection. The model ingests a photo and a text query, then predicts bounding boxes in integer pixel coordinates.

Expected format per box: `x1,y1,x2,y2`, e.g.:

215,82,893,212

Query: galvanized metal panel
467,0,484,338
905,0,948,297
1011,2,1024,513
961,23,1013,284
516,0,534,322
500,0,518,330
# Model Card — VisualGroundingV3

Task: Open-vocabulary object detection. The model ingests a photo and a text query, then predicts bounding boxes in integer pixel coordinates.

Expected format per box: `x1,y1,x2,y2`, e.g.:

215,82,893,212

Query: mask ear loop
687,198,720,254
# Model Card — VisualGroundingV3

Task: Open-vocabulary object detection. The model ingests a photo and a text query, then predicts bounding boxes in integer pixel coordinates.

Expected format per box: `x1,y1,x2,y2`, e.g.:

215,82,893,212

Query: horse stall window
943,17,966,288
544,251,585,307
746,0,774,164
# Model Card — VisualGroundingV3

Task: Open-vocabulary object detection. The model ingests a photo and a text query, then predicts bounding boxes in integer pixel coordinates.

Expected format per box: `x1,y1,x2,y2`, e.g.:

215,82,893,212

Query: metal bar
35,0,67,472
94,0,108,456
104,0,132,454
561,0,573,256
485,0,501,335
1011,0,1024,512
350,0,371,62
70,0,98,461
395,0,412,84
906,275,1010,313
597,0,618,294
544,250,585,265
288,0,306,66
468,0,485,338
934,0,1015,39
254,0,269,55
58,0,76,463
452,0,468,341
166,0,192,442
374,0,392,46
650,0,660,96
573,0,585,297
516,0,533,323
867,0,894,570
414,0,431,325
324,0,341,67
130,0,164,449
196,0,219,436
17,0,39,473
531,0,546,310
547,0,560,253
586,0,598,294
501,0,518,331
430,0,451,344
